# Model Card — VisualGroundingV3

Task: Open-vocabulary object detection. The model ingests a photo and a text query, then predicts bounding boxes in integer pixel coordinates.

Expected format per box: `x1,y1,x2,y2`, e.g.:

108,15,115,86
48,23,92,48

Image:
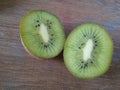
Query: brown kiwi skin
20,10,66,60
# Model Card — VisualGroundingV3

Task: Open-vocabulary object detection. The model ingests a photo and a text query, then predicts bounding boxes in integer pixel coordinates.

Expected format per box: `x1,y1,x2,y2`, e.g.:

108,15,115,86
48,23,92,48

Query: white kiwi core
39,23,49,43
83,39,94,62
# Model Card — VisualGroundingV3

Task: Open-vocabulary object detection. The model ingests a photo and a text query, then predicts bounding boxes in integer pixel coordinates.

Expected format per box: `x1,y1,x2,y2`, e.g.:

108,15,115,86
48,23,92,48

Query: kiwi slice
64,23,113,79
20,10,66,59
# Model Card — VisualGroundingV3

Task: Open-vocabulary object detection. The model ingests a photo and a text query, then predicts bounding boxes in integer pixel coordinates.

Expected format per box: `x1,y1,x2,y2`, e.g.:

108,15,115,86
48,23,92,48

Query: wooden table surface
0,0,120,90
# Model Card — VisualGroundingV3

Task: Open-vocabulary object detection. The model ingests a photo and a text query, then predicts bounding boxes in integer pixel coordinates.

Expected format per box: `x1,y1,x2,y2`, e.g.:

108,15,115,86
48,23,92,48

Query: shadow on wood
0,0,18,11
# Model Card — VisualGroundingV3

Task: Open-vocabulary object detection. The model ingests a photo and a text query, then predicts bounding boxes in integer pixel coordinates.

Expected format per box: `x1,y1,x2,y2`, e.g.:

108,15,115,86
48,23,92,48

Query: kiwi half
20,10,66,59
64,23,113,79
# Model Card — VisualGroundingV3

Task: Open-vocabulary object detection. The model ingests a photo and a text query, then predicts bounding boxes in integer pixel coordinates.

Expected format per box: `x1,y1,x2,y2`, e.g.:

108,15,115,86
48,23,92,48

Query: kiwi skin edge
20,34,46,60
20,10,66,60
63,22,114,79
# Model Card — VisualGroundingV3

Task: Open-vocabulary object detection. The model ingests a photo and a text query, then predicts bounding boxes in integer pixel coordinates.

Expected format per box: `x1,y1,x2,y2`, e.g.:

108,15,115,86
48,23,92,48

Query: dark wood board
0,0,120,90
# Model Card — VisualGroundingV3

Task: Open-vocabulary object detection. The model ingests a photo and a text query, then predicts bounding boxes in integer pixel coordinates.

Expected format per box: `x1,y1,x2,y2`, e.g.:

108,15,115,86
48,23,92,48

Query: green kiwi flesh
64,23,113,79
20,10,66,59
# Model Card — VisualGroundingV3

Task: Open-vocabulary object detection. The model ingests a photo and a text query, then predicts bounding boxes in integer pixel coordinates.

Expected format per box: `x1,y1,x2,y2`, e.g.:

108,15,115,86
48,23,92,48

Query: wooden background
0,0,120,90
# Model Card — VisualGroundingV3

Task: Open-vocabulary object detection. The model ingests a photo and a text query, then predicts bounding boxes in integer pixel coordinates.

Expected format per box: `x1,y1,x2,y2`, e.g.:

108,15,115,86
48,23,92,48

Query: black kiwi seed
78,47,81,49
80,66,83,69
36,20,39,22
51,34,53,36
49,22,52,24
44,45,48,48
35,25,38,28
38,24,40,27
91,61,93,64
51,43,53,45
93,35,96,38
81,43,84,46
95,41,97,43
81,61,84,63
84,63,88,67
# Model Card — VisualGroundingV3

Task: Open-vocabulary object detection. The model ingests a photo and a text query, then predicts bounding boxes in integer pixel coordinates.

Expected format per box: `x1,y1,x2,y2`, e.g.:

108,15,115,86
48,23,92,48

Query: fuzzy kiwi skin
63,23,114,79
20,10,66,59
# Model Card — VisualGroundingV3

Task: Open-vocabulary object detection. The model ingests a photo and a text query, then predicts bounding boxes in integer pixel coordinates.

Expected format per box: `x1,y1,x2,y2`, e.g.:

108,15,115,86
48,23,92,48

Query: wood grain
0,0,120,90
